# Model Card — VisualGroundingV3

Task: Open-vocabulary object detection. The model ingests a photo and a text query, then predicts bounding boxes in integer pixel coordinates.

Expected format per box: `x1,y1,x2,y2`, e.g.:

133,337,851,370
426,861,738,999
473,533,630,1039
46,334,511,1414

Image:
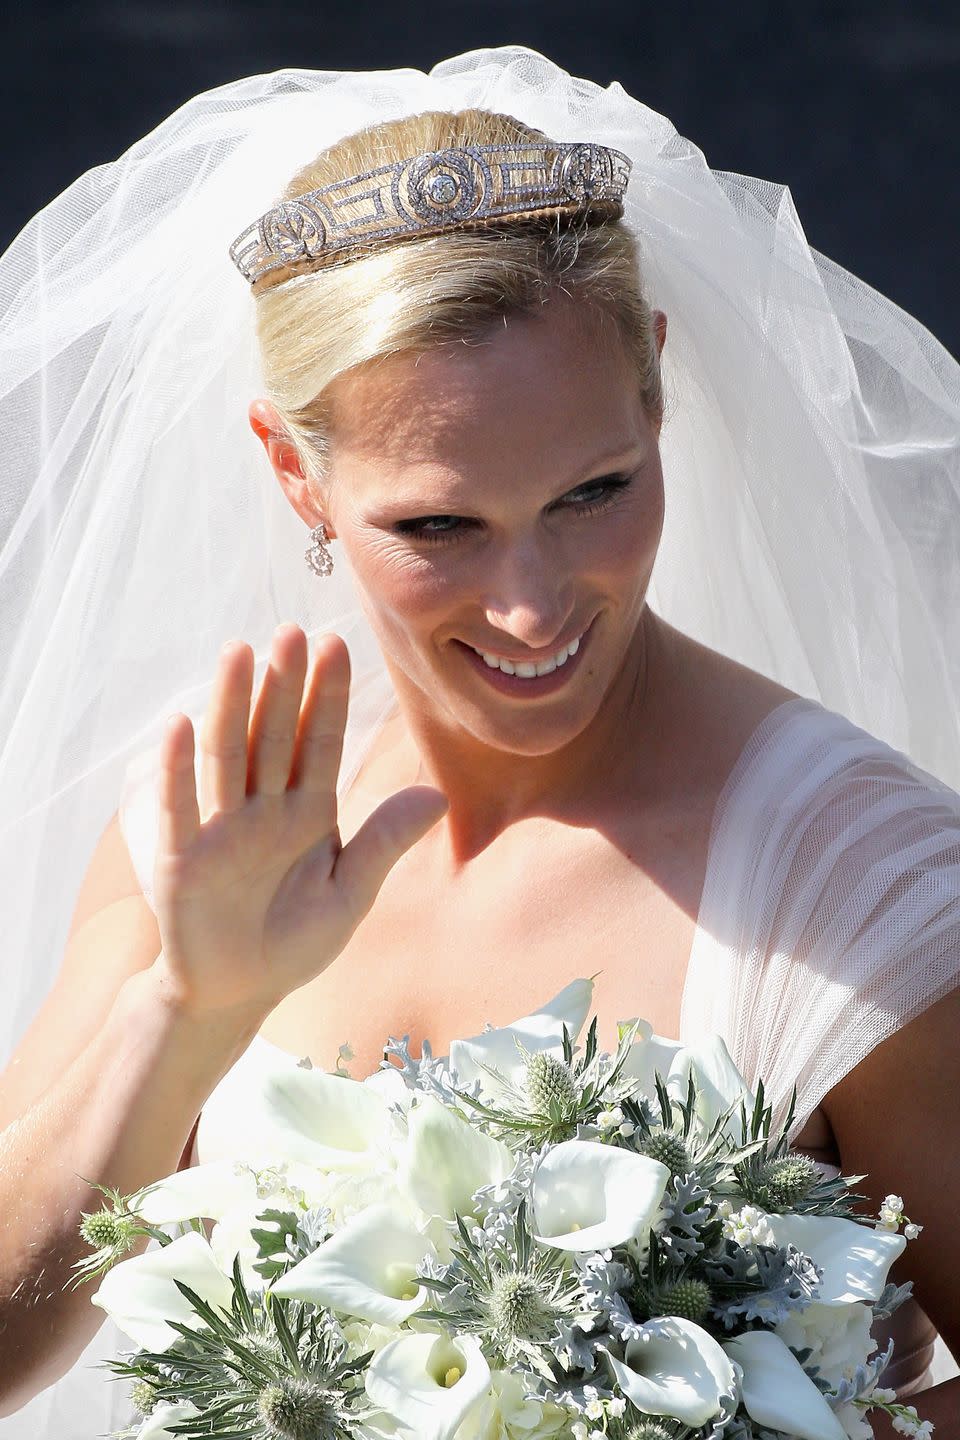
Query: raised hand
150,625,447,1022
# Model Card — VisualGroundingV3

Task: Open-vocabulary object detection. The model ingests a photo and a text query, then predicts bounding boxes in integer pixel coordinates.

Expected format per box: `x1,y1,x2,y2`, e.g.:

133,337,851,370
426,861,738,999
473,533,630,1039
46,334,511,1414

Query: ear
248,399,337,537
652,309,667,358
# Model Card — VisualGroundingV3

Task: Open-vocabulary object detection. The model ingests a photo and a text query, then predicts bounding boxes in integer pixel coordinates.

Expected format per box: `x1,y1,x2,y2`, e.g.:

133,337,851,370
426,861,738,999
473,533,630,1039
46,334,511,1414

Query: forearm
0,965,264,1413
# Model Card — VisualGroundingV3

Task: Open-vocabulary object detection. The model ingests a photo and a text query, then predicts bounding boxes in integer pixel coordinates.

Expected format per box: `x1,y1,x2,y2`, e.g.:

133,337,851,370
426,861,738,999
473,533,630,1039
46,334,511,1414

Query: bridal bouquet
75,979,929,1440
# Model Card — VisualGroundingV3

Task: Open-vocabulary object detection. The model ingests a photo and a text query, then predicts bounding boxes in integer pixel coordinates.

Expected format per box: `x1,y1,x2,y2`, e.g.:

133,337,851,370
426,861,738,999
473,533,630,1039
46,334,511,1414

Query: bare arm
0,625,445,1415
0,964,264,1413
823,985,960,1438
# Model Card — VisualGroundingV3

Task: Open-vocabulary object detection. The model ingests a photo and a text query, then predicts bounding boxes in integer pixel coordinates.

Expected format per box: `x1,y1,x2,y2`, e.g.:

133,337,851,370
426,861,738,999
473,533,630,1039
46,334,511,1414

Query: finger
334,785,448,922
157,713,201,858
247,624,309,797
288,633,351,798
199,641,255,818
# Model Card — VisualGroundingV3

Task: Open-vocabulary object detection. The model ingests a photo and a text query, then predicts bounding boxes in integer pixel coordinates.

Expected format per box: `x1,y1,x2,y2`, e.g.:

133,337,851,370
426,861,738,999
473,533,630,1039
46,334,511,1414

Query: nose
481,534,575,651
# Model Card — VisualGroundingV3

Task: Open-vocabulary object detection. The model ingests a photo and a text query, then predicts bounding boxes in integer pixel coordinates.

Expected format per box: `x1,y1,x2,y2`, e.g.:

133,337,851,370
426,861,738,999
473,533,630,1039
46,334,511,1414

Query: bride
0,47,958,1439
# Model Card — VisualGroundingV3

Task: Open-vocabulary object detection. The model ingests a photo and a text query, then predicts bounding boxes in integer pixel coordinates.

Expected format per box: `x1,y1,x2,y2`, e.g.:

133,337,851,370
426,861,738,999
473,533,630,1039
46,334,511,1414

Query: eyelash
393,474,634,544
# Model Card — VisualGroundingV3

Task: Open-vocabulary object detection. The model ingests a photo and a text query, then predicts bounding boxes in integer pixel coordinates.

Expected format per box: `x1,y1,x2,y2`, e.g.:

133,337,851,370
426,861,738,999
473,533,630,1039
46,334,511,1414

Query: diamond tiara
229,140,632,290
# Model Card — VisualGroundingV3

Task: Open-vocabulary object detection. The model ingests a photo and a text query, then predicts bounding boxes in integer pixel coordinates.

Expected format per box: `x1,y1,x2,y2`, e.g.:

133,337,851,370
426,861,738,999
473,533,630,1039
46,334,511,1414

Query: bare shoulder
658,619,805,791
0,809,161,1129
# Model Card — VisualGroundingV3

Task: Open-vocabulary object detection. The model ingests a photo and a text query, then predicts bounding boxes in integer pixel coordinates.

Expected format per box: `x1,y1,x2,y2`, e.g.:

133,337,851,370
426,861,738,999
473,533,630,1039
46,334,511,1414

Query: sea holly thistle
413,1201,596,1382
70,1179,173,1289
434,1017,650,1149
617,1070,768,1201
732,1082,867,1219
104,1255,374,1439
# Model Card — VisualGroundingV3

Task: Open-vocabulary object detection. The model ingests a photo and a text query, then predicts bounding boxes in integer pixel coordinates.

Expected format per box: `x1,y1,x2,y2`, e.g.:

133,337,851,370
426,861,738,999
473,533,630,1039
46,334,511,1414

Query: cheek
583,484,664,584
345,531,462,633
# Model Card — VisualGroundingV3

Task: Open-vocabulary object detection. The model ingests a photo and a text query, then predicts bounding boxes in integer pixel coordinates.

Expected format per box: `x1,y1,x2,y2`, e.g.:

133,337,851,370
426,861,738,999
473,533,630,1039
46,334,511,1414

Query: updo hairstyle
253,108,664,494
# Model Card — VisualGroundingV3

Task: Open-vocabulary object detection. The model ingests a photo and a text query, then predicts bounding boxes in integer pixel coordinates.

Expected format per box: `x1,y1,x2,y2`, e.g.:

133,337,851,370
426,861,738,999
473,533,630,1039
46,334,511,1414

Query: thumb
334,784,448,920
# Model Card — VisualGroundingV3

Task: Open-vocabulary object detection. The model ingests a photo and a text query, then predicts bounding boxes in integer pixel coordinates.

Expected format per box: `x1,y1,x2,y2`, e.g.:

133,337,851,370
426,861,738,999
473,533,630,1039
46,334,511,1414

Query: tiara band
229,140,632,290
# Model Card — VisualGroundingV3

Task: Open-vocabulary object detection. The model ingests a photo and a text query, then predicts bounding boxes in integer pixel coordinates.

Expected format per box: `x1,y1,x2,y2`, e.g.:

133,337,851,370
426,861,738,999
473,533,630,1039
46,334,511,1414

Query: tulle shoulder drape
681,697,960,1136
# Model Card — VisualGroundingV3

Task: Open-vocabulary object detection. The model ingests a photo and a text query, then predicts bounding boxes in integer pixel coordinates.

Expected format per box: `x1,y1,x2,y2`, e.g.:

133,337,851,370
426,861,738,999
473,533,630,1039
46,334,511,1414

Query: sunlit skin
251,297,682,861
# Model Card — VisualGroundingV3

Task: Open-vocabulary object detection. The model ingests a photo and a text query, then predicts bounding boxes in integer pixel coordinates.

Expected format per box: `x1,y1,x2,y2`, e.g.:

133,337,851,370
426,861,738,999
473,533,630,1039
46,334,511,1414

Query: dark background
5,0,959,358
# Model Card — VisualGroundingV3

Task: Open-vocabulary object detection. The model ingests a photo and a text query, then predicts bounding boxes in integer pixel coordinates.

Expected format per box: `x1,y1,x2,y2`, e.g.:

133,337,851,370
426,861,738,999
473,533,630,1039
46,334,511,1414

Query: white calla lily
619,1030,754,1139
619,1028,683,1094
765,1212,906,1304
448,978,594,1104
91,1232,233,1351
363,1064,414,1111
130,1161,258,1225
270,1202,434,1324
248,1066,395,1172
605,1316,738,1426
724,1329,847,1440
530,1139,670,1251
667,1034,755,1137
365,1331,491,1440
134,1400,201,1439
401,1094,513,1223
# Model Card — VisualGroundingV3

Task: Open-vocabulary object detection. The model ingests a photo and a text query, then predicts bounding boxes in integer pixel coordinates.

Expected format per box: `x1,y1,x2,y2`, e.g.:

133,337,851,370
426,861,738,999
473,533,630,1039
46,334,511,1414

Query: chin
441,681,607,758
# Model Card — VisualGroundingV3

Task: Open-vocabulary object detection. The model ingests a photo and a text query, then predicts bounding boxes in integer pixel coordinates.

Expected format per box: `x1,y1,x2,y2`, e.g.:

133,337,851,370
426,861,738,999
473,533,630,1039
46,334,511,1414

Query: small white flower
720,1203,776,1247
904,1222,922,1240
872,1388,898,1404
584,1399,605,1420
597,1107,624,1131
571,1423,589,1440
608,1397,627,1418
589,1430,605,1440
883,1194,904,1213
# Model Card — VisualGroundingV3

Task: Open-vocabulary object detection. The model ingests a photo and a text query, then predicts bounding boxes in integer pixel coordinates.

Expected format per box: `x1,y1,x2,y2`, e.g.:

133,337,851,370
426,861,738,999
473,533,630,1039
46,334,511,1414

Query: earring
305,521,334,577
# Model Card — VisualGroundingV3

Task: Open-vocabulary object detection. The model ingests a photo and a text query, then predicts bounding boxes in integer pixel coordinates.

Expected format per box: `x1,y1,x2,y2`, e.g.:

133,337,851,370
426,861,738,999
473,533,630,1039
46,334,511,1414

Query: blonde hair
254,108,663,492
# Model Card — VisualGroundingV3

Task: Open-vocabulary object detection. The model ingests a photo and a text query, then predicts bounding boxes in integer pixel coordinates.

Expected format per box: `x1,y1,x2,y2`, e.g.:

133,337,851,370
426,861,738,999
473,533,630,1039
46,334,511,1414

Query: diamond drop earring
305,521,334,577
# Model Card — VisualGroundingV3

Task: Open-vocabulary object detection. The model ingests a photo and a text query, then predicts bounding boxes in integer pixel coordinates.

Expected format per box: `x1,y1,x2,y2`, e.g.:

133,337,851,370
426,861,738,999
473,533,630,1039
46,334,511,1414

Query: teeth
474,630,584,678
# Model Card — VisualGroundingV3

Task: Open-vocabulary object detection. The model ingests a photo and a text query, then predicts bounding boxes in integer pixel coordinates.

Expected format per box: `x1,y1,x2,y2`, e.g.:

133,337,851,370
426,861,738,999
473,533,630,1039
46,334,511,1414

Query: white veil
1,45,959,1434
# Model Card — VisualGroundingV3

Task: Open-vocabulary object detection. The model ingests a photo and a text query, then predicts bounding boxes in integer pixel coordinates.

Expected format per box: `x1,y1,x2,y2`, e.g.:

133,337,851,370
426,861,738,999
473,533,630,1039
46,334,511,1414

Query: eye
392,514,474,543
558,473,634,513
391,472,634,545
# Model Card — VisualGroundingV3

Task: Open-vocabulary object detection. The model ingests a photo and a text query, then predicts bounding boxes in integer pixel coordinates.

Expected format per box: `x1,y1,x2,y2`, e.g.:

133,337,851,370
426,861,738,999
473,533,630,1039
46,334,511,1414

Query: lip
453,617,595,698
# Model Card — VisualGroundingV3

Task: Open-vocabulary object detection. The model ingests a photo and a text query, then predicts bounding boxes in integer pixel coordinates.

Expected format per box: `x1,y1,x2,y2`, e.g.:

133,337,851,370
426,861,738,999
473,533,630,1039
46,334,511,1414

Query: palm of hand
151,626,445,1020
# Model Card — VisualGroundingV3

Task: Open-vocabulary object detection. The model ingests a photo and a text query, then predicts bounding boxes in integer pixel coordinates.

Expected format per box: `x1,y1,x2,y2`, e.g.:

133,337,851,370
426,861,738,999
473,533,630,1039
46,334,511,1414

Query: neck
383,607,683,866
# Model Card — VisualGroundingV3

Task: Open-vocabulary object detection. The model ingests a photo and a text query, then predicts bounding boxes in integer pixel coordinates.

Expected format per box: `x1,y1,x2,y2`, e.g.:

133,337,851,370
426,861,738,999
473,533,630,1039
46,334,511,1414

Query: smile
453,620,593,698
469,631,583,677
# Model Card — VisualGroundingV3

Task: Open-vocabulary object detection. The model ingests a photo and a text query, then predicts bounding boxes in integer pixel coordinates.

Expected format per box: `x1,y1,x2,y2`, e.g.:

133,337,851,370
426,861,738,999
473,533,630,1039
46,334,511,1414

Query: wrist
118,959,269,1060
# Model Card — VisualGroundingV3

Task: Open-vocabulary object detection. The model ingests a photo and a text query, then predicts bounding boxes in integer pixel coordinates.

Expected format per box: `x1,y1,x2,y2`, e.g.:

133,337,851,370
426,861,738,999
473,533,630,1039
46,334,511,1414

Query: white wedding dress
4,690,956,1439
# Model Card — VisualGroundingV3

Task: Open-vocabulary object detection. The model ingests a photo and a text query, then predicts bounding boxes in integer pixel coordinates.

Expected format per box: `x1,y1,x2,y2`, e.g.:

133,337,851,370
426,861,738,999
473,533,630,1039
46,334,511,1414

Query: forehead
324,298,647,498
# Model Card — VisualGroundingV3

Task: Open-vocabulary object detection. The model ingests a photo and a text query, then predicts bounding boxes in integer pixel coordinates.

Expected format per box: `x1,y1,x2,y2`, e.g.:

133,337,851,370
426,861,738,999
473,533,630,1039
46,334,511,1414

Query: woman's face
320,298,665,758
